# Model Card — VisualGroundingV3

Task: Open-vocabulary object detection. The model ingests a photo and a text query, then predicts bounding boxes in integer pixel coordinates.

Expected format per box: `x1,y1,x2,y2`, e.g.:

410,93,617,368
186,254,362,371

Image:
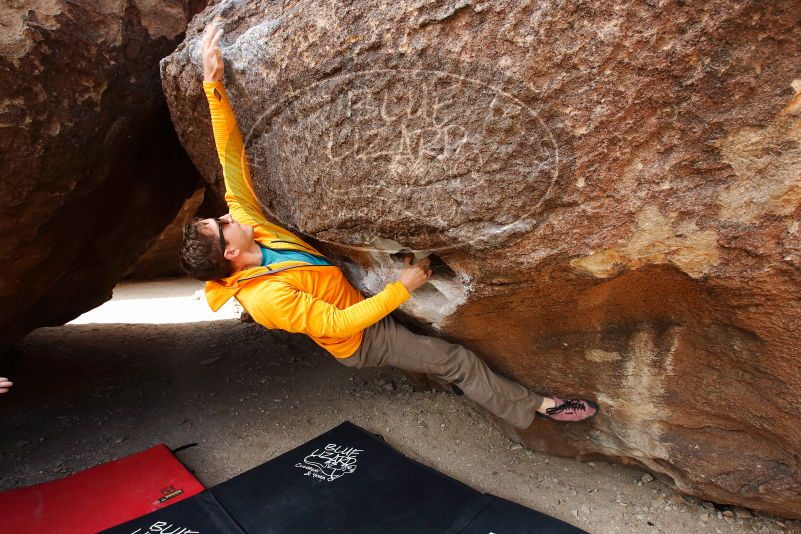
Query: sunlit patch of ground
68,278,241,324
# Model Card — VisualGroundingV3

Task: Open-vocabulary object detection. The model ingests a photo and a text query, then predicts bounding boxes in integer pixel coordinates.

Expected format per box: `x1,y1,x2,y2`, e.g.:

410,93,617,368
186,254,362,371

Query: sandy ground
0,278,798,534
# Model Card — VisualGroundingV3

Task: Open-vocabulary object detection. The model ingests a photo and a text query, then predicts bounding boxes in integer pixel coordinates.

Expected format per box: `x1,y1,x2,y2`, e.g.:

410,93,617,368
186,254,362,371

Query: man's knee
431,344,480,384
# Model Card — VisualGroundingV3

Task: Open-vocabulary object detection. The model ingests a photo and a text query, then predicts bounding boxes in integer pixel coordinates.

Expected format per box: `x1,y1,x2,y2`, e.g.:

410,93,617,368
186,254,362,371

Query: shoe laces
546,399,585,415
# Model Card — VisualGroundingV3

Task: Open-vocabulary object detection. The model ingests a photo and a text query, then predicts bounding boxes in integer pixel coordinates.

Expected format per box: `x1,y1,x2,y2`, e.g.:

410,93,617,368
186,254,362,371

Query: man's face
204,213,255,258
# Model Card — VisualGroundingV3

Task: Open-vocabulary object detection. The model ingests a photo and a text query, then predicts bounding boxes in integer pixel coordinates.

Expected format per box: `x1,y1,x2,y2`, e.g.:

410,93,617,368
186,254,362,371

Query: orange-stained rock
0,0,207,345
162,0,801,517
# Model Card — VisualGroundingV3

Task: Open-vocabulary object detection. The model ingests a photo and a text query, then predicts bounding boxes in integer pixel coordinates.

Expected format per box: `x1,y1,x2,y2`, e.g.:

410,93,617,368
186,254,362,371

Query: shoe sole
539,399,599,422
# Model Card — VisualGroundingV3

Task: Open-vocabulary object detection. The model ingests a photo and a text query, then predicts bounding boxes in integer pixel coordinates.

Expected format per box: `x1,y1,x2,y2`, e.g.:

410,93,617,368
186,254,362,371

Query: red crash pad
0,444,204,534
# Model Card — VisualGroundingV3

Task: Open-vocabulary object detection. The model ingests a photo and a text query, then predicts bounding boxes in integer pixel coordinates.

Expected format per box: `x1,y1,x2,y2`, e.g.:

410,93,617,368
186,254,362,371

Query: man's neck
232,240,263,273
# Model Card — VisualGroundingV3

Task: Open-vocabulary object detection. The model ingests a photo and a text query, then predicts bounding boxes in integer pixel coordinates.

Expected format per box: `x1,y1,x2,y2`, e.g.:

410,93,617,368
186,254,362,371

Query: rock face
0,0,207,346
124,187,206,280
162,0,801,518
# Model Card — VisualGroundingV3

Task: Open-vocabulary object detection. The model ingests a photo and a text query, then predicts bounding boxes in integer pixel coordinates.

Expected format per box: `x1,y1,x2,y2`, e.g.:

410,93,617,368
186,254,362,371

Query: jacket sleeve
250,280,411,338
203,80,265,226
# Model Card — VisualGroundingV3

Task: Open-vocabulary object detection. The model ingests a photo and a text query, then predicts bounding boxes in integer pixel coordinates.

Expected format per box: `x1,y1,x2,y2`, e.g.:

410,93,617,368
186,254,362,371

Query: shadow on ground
0,317,794,534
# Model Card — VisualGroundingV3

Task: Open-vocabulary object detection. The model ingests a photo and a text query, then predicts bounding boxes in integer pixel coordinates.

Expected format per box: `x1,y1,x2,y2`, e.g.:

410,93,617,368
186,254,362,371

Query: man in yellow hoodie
180,19,598,429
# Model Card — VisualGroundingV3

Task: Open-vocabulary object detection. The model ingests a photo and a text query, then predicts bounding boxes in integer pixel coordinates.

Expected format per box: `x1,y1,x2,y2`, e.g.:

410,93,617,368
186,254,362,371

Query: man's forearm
318,281,411,338
203,81,265,222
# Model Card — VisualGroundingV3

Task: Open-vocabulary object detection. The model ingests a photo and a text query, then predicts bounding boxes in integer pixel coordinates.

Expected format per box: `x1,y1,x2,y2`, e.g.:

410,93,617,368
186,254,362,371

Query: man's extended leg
341,314,546,429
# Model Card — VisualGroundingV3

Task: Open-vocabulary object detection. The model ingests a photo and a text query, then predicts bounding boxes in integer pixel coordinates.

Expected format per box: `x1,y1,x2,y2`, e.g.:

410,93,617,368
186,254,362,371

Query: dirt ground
1,278,798,534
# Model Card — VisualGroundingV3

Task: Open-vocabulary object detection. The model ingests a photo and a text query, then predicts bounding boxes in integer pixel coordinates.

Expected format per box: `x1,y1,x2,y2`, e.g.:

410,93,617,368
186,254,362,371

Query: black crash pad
103,421,586,534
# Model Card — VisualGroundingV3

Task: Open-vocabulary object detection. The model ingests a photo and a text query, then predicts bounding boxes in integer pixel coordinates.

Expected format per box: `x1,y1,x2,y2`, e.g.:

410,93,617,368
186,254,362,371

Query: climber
179,18,599,429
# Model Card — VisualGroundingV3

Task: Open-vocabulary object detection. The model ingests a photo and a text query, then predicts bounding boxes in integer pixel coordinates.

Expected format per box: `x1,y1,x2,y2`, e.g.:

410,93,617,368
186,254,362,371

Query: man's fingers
0,381,12,388
210,27,224,49
201,18,221,51
418,256,431,267
201,22,214,50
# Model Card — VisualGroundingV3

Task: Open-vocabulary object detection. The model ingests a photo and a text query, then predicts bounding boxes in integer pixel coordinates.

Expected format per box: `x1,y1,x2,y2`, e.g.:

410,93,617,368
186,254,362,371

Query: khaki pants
338,314,544,429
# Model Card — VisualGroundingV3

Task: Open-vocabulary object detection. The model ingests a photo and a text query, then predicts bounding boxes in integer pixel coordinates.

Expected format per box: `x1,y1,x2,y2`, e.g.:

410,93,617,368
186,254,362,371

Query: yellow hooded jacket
202,81,410,358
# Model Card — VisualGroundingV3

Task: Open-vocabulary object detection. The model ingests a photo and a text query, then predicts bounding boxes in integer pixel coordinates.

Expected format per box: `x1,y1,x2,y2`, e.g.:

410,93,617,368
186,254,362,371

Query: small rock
571,510,579,518
669,494,686,506
700,513,709,521
722,510,734,519
114,437,126,443
732,507,752,519
15,440,29,448
510,443,523,450
640,473,654,484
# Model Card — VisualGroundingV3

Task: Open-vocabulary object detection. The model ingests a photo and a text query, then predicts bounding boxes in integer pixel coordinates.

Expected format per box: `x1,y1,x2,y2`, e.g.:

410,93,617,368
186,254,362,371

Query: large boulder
161,0,801,517
0,0,207,346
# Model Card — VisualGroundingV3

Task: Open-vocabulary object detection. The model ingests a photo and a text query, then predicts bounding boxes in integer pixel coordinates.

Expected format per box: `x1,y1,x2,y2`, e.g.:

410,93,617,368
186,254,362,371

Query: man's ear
224,247,240,261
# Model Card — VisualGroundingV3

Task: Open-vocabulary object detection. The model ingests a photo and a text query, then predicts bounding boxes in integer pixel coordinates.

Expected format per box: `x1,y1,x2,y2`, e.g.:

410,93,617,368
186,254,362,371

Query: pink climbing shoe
540,396,598,422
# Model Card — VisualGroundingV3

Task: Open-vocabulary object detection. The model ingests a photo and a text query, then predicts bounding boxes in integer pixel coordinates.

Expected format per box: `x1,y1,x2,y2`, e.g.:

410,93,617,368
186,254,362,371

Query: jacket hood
204,266,269,312
204,260,319,311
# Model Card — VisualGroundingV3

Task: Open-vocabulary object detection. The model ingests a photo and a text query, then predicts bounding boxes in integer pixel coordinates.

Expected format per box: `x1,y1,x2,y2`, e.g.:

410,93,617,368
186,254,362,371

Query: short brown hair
180,218,233,281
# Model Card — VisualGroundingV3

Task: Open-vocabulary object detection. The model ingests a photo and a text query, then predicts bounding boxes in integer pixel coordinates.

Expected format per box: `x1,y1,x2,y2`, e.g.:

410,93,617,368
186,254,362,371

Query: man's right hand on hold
398,256,432,293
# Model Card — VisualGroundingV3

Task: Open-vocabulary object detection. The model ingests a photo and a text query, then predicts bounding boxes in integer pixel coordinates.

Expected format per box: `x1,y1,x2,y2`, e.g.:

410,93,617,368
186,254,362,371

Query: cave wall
0,0,208,346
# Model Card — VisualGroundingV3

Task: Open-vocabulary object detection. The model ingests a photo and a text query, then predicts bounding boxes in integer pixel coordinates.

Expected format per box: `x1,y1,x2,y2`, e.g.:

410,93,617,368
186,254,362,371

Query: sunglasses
216,217,228,252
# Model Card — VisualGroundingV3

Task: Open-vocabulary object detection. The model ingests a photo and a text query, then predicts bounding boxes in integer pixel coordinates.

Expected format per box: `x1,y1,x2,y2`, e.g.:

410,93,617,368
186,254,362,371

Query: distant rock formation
162,0,801,518
0,0,207,345
124,187,205,280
